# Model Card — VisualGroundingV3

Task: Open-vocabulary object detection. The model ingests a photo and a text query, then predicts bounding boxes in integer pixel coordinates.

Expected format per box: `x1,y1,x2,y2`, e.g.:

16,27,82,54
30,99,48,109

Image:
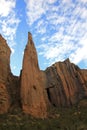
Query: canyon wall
45,59,87,107
0,33,87,117
0,35,19,114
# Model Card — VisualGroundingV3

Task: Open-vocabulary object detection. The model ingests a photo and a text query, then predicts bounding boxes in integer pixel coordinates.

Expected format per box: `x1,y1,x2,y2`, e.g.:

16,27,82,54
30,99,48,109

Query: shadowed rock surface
45,58,87,107
0,82,10,114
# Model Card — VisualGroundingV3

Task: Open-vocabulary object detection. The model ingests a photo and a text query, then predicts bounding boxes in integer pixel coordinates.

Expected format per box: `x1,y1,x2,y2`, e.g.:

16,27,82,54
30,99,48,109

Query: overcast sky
0,0,87,75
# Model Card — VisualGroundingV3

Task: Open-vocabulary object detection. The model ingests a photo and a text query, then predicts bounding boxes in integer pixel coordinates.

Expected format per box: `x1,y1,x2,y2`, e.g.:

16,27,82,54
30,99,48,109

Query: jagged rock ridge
0,33,87,118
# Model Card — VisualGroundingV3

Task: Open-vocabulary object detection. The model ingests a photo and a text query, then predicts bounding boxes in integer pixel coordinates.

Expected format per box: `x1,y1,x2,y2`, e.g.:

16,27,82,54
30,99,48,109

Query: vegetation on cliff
0,99,87,130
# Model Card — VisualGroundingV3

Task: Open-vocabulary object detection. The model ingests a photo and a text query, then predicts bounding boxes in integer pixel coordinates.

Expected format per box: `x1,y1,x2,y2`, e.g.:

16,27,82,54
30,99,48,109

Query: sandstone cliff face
81,69,87,83
0,34,11,83
7,75,20,109
0,33,87,118
0,35,20,113
0,34,11,113
0,82,10,114
45,59,87,107
20,32,47,118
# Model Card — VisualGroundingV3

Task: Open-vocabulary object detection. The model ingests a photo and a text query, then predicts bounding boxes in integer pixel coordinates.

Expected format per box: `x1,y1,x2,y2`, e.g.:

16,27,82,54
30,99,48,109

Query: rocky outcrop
20,32,47,118
81,69,87,83
0,34,11,113
45,58,87,107
0,34,11,83
7,75,20,109
0,34,20,113
0,33,87,118
0,82,10,114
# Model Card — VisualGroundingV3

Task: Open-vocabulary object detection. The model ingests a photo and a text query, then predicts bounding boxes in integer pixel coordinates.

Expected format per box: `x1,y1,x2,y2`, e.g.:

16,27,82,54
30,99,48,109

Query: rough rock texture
20,32,47,118
0,34,11,113
81,69,87,83
0,33,87,118
0,34,11,83
45,58,87,107
0,82,10,114
0,34,20,113
7,75,20,109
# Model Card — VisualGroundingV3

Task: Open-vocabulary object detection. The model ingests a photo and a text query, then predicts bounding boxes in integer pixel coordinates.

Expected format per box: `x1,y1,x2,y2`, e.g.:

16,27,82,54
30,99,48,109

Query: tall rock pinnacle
20,32,47,118
28,32,33,44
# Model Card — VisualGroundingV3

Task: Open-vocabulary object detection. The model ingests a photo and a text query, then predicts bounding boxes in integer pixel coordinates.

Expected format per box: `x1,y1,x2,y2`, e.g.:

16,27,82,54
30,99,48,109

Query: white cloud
70,38,87,64
0,0,15,17
35,19,47,34
0,0,20,50
47,0,57,4
10,47,15,54
25,0,87,68
0,13,20,39
78,0,87,4
39,40,75,62
24,0,45,25
62,0,71,4
24,0,57,25
47,13,66,25
13,66,16,70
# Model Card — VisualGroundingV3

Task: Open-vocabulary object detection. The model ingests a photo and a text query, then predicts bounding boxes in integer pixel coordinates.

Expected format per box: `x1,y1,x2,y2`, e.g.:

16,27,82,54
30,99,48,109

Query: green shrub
0,104,87,130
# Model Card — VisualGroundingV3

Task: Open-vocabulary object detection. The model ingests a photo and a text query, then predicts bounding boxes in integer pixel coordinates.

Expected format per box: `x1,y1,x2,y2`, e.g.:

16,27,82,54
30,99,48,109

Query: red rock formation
81,69,87,82
0,34,11,83
0,34,11,113
0,82,10,114
45,58,87,107
80,69,87,96
7,75,20,109
20,32,47,118
0,33,87,117
0,34,20,113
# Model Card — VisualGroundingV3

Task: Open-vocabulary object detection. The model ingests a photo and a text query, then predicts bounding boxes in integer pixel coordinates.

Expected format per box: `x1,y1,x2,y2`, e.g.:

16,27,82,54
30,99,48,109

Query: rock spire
20,32,47,118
